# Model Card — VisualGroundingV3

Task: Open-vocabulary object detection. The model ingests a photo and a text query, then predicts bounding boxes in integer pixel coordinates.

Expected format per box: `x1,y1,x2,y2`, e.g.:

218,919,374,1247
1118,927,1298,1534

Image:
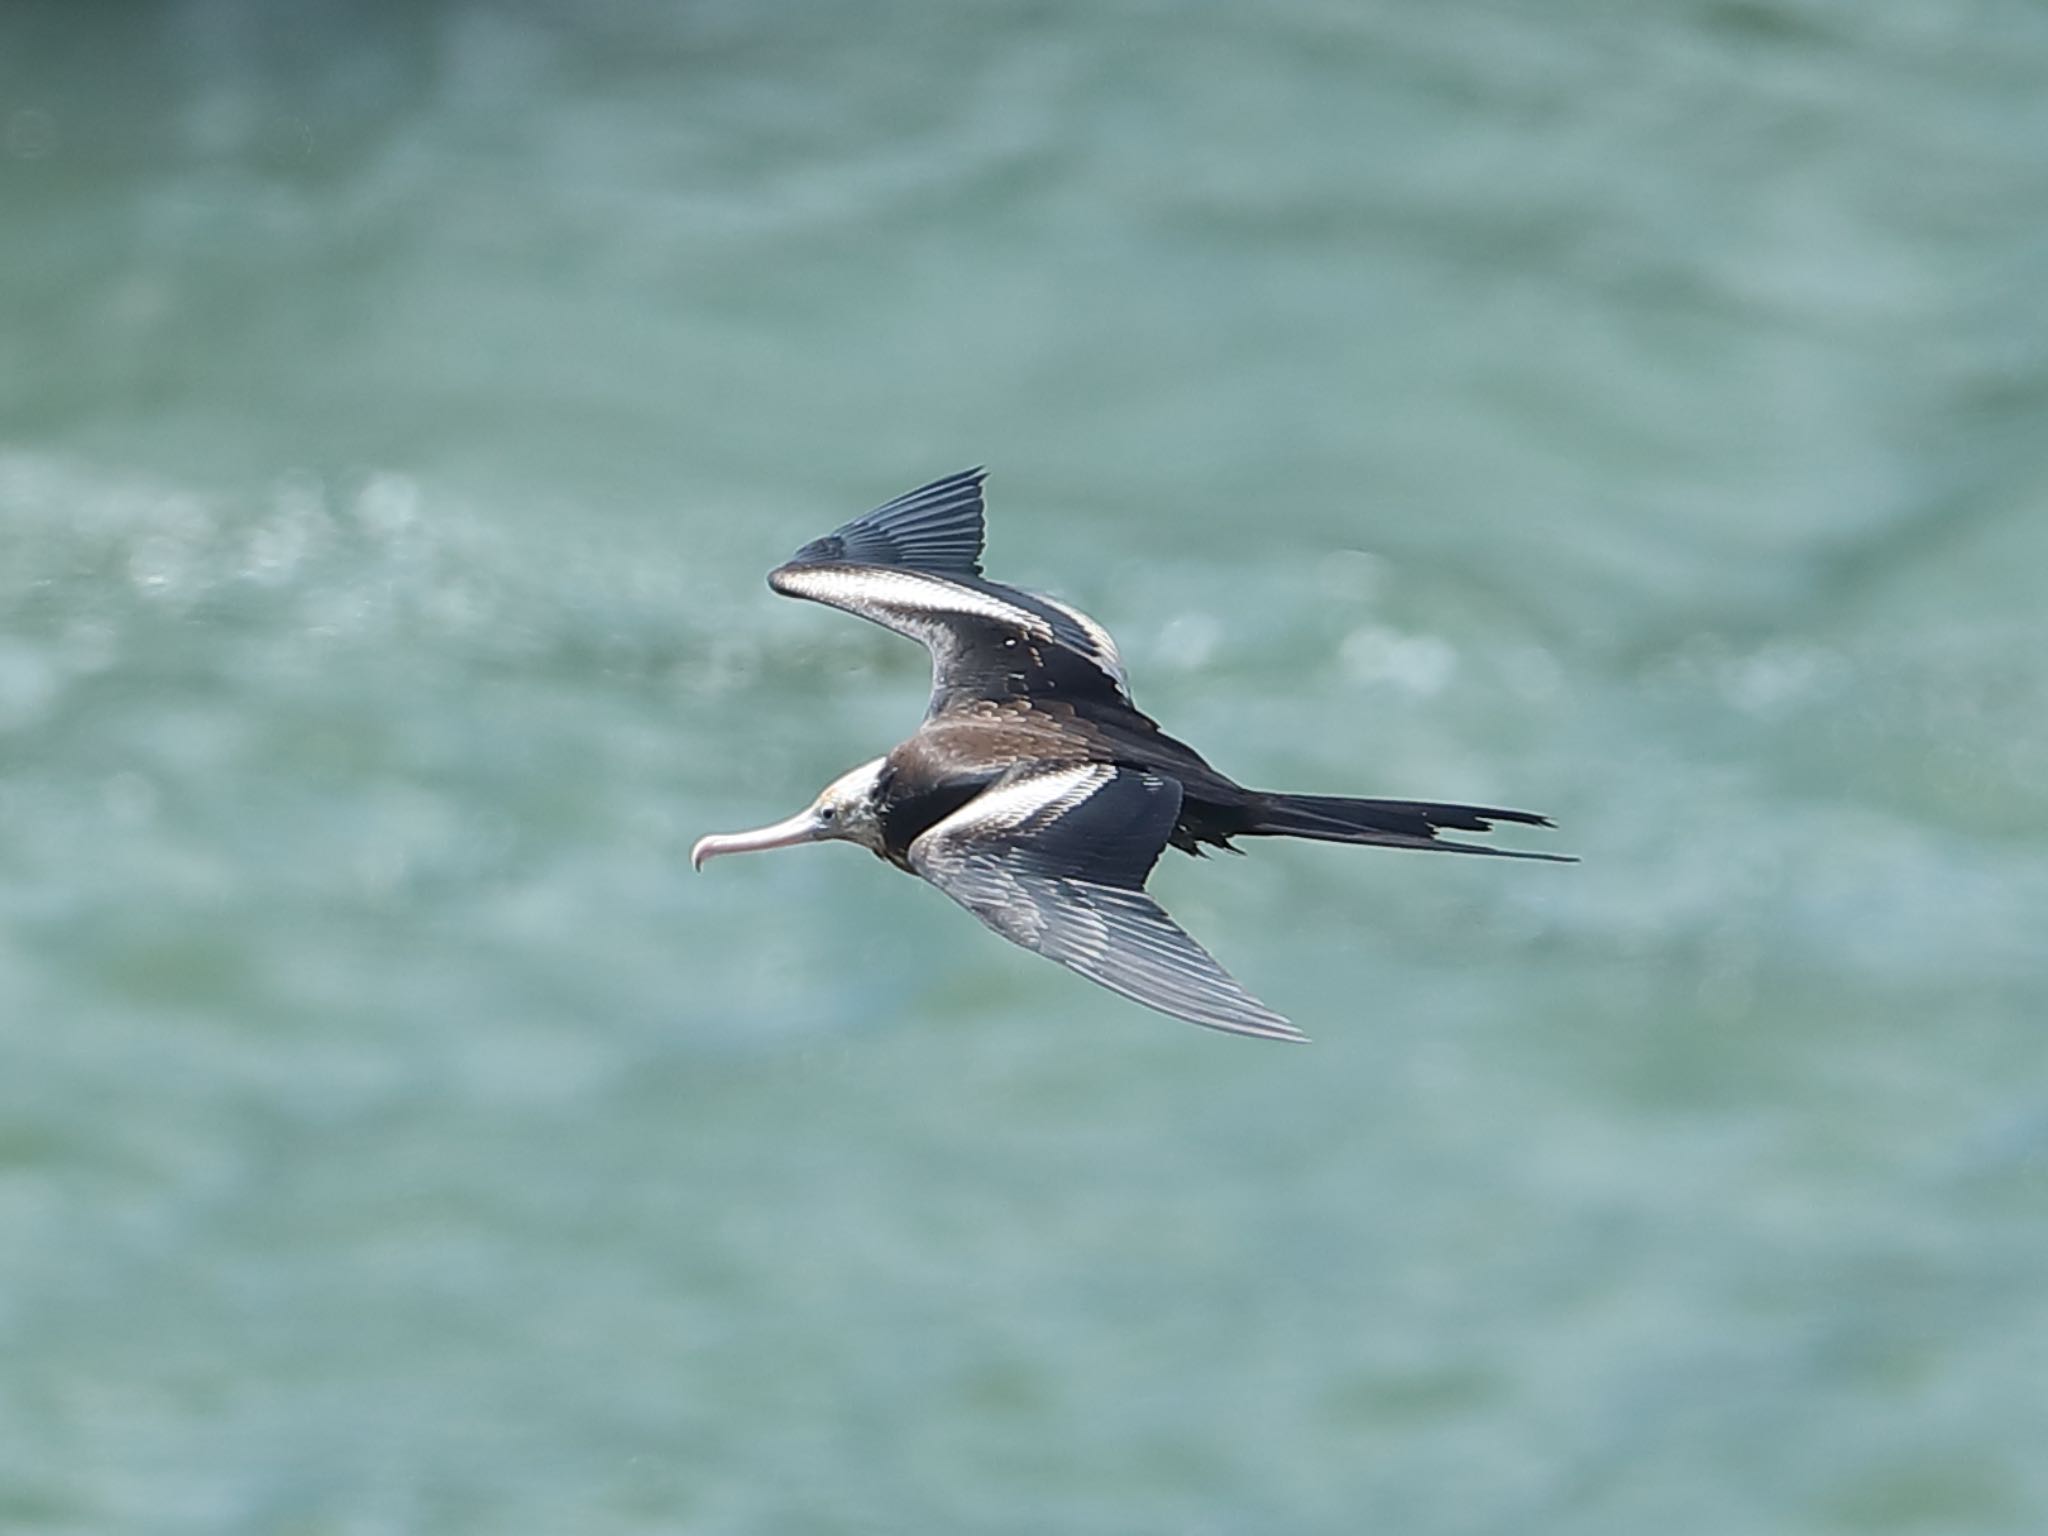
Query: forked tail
1245,793,1572,861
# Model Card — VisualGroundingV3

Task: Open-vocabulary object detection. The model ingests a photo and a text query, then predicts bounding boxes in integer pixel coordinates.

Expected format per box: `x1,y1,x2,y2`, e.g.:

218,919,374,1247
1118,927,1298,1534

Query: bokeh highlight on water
4,2,2047,1531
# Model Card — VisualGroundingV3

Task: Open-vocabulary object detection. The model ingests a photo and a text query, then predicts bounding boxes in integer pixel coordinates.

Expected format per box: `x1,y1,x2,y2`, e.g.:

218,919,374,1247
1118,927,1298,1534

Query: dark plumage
692,469,1567,1040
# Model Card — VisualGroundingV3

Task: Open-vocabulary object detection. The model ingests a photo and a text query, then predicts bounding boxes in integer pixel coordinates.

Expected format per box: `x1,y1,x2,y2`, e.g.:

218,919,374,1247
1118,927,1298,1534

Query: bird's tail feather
1244,793,1573,862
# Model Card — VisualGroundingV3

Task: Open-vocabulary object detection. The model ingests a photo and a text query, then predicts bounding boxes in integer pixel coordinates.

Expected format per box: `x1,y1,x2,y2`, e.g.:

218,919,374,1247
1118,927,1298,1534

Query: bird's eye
819,806,836,821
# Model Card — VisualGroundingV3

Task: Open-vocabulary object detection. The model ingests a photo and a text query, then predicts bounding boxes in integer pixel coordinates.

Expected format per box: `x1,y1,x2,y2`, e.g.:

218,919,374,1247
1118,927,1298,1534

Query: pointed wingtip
785,468,991,579
1183,1006,1309,1044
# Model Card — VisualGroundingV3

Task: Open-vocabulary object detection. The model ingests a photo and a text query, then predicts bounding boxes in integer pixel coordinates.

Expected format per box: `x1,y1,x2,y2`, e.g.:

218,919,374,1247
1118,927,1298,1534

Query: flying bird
692,469,1565,1041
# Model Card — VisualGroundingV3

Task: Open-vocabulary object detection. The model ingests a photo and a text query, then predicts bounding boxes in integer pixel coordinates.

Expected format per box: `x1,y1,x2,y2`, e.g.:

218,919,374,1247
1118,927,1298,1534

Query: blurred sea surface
3,2,2046,1532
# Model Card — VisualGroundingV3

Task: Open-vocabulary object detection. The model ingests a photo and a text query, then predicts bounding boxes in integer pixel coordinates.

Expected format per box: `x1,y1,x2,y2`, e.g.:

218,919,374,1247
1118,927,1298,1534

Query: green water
5,2,2048,1531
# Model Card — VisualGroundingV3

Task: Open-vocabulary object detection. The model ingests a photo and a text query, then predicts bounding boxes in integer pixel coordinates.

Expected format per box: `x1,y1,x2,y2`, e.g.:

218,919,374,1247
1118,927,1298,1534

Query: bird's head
690,757,888,870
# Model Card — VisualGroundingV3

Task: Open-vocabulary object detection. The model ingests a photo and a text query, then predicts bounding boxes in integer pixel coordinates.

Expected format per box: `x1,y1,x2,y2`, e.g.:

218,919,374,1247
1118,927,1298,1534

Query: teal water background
5,3,2048,1531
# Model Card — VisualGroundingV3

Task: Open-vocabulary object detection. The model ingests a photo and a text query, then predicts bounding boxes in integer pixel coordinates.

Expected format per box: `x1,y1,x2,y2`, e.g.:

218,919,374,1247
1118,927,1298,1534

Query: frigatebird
692,469,1564,1041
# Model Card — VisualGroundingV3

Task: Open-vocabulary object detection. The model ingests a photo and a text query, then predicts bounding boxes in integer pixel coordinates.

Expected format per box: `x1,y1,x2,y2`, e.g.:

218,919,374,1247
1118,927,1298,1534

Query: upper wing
769,469,1133,714
907,763,1303,1042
